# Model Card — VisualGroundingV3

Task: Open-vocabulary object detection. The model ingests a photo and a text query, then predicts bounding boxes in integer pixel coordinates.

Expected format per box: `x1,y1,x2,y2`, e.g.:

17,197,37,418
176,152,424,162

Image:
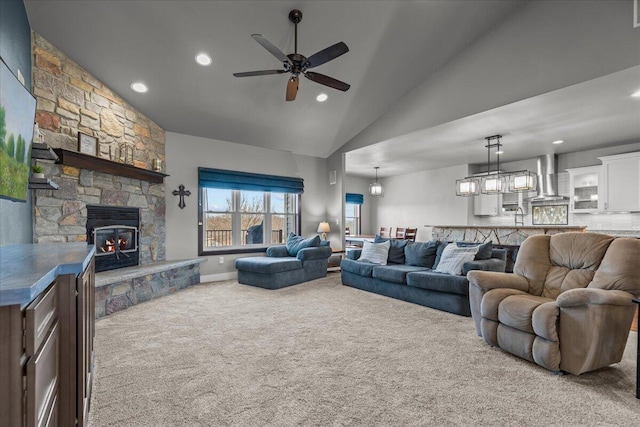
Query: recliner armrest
556,288,635,307
297,246,332,261
266,245,289,258
467,271,529,293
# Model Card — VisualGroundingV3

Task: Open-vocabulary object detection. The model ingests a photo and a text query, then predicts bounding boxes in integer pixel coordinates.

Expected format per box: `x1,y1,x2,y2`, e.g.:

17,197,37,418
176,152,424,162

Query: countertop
427,225,586,229
0,243,95,307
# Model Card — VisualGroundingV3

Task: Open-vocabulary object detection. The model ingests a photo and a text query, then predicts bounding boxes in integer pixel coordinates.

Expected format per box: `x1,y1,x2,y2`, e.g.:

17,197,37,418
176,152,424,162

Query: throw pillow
285,232,320,256
456,241,493,260
434,244,479,276
405,241,439,268
319,240,331,247
432,241,450,270
359,240,390,265
374,235,408,264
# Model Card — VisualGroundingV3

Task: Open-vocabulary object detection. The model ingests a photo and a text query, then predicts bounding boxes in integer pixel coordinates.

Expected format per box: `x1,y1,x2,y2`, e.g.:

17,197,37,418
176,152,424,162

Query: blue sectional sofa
235,237,332,290
341,240,507,316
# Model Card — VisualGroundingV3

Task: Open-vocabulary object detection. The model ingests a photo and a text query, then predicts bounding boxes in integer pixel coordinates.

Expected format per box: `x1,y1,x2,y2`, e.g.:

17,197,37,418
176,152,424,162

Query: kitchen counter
429,225,586,246
586,229,640,238
0,242,95,306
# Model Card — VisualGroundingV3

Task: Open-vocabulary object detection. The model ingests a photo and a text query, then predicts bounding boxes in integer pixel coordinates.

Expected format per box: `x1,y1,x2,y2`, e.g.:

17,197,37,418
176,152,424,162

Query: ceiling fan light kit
233,9,350,101
455,135,537,197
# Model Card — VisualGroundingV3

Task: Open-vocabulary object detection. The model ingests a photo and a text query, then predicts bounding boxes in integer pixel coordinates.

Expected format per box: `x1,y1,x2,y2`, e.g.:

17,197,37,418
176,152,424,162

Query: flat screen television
0,57,36,202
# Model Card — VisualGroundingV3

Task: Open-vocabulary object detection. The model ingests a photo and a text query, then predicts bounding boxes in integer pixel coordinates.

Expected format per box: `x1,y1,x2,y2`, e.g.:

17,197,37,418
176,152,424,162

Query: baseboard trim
201,272,238,283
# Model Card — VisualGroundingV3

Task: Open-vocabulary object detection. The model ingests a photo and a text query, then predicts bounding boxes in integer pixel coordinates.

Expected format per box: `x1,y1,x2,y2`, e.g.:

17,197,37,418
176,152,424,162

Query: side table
633,299,640,399
327,249,344,272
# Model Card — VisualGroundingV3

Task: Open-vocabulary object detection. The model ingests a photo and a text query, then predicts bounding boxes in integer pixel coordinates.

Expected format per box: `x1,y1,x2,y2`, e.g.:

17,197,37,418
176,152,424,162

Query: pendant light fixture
456,135,537,197
369,166,383,197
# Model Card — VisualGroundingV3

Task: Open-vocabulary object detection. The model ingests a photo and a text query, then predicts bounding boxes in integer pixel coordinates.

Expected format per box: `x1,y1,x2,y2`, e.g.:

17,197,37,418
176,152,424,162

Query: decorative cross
172,184,191,209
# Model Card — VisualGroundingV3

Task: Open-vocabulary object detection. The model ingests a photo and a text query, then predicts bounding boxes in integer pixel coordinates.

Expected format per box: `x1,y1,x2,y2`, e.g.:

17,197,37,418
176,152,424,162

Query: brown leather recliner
468,232,640,375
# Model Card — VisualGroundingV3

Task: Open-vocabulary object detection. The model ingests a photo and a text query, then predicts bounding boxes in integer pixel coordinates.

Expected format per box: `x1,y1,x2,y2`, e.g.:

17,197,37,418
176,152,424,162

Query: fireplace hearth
87,205,140,272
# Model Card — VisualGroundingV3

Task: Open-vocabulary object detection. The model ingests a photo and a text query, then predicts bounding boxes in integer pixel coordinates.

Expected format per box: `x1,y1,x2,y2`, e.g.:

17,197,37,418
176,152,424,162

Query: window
345,203,361,235
345,193,363,235
198,168,302,254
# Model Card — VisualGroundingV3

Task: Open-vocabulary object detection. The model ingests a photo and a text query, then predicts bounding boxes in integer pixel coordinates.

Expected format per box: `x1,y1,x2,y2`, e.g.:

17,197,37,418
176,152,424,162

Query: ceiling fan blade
286,77,298,101
251,34,290,63
233,70,285,77
306,42,349,69
305,72,350,92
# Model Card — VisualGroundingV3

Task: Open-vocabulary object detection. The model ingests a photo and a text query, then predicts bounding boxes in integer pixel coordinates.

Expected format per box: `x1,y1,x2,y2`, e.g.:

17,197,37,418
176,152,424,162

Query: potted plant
32,165,45,179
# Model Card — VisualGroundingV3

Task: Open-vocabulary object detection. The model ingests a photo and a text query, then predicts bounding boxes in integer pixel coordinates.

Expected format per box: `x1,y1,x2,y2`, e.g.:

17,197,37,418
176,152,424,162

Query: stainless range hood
527,154,569,203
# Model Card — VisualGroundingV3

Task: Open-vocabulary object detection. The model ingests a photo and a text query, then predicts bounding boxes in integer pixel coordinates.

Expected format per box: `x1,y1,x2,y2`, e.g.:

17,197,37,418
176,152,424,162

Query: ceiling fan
233,9,350,101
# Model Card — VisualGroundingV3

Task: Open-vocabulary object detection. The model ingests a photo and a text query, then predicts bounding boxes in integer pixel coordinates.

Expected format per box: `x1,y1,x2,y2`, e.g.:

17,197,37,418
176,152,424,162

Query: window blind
198,167,304,194
345,193,364,205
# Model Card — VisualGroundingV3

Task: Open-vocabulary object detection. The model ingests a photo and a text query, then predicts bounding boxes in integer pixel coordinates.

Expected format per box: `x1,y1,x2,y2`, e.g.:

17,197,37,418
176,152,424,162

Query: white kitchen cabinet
567,165,603,213
474,193,501,216
598,152,640,212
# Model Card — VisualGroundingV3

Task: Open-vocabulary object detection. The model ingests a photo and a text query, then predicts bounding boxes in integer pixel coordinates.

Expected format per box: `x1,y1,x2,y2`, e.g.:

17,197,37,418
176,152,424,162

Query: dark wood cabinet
0,256,95,427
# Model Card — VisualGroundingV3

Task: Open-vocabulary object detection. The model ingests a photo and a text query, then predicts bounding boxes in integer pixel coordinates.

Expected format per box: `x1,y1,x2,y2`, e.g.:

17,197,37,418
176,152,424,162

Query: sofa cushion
371,265,429,284
434,244,479,275
286,232,320,256
340,258,377,277
374,235,408,264
235,256,302,274
405,240,438,267
359,240,390,265
406,271,471,296
457,241,493,260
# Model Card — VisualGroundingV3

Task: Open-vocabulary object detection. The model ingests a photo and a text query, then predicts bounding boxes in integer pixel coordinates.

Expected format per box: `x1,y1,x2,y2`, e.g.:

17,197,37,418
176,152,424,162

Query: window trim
198,189,301,256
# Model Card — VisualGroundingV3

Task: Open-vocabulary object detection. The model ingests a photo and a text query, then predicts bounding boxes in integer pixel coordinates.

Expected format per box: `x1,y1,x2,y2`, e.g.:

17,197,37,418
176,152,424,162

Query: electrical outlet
219,256,224,264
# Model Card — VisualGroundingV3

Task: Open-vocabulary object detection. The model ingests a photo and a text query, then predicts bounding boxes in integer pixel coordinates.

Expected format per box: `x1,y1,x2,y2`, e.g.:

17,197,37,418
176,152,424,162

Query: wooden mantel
54,149,169,184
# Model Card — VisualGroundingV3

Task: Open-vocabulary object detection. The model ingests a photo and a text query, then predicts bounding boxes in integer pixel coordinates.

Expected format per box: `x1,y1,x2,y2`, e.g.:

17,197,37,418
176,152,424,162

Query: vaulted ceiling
24,0,523,158
23,1,640,179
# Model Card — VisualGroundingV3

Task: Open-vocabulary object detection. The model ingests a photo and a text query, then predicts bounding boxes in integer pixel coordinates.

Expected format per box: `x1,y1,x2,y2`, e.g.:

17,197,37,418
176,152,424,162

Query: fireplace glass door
94,225,138,258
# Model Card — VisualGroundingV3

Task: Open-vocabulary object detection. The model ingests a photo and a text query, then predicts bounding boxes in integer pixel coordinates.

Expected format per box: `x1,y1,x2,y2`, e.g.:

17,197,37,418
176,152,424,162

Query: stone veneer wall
31,33,166,263
95,263,201,318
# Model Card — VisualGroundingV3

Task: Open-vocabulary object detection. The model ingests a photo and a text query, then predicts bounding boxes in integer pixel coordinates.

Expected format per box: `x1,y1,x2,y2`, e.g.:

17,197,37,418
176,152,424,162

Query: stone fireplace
31,33,166,264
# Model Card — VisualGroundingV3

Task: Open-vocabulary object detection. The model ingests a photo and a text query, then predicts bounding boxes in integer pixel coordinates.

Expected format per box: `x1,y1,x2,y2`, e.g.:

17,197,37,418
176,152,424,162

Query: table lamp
317,221,331,240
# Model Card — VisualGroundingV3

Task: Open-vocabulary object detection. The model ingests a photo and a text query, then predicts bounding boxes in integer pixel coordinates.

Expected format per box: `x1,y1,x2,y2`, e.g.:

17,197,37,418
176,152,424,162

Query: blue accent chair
235,244,332,289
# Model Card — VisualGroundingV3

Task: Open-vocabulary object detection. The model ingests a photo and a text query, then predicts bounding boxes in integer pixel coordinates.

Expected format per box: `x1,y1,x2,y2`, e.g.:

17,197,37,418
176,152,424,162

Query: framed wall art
78,132,97,156
0,59,36,202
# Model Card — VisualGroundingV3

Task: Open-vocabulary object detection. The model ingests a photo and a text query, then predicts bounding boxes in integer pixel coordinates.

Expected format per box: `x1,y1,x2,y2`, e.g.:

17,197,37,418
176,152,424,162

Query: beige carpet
89,273,639,426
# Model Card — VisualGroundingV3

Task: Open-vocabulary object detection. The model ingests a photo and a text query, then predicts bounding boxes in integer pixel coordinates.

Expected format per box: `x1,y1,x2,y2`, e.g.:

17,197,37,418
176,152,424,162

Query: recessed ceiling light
495,150,504,155
195,53,212,66
130,82,148,93
552,140,564,145
316,93,328,102
632,89,640,98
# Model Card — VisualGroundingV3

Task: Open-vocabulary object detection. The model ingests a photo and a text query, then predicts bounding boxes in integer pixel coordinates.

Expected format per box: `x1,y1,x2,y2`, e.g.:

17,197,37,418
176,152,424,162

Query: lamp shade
455,177,480,196
369,182,383,197
481,173,506,194
509,170,537,192
317,222,331,233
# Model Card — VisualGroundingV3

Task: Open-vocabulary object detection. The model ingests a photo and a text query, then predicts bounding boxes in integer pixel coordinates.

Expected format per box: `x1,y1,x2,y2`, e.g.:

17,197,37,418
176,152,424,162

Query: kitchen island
429,225,587,246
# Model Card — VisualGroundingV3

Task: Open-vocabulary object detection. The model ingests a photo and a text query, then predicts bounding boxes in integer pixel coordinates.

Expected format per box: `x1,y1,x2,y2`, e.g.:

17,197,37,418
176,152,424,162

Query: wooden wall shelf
53,149,168,184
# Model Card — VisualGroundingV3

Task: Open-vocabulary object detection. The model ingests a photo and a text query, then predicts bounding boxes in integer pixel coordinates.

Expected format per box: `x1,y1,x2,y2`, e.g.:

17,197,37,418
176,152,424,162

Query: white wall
165,132,330,279
372,164,469,241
